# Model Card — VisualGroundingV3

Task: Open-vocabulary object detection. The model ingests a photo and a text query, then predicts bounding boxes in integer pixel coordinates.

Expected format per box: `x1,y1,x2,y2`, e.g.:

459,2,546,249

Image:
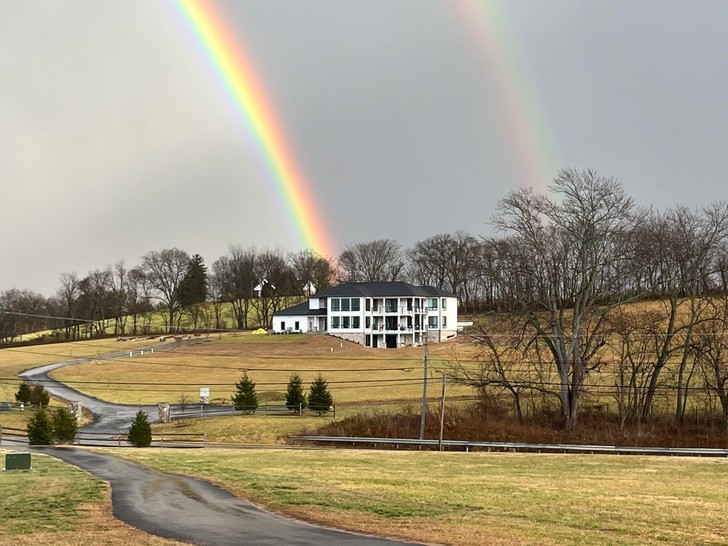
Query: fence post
160,432,164,447
333,404,336,419
299,403,302,417
203,431,207,448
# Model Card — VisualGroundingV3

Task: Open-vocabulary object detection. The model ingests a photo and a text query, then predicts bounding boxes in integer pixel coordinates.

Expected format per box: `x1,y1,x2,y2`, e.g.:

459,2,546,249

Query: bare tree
56,272,80,340
491,169,637,429
338,239,405,282
288,249,336,294
140,248,190,333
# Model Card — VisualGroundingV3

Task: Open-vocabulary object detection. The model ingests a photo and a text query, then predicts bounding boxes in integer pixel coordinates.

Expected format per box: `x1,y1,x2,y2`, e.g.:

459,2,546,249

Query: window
331,316,340,329
385,298,397,313
365,317,371,329
295,321,300,330
342,316,350,329
442,316,447,328
342,298,350,312
428,298,438,310
351,298,360,311
442,298,447,310
331,298,340,311
352,316,360,329
428,316,438,329
365,299,371,311
280,321,285,331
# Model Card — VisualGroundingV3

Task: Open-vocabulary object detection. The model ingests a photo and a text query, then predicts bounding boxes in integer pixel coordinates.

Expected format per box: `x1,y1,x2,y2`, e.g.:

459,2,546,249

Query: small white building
272,282,458,348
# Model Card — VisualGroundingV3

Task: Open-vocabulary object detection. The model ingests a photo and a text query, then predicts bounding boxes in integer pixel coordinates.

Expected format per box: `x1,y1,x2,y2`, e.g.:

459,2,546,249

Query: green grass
111,448,728,545
0,450,104,535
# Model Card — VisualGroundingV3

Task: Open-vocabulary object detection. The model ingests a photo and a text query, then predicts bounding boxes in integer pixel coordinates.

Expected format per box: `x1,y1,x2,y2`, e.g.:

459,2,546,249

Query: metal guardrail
291,436,728,457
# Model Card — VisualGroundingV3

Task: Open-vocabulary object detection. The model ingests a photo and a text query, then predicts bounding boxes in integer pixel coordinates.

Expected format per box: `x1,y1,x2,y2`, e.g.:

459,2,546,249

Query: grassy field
109,447,728,546
0,449,180,545
49,333,472,408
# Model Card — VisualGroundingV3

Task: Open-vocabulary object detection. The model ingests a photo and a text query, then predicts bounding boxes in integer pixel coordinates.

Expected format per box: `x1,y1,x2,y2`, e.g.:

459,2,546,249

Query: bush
285,374,306,412
308,375,333,414
53,407,78,444
29,385,50,407
27,408,54,445
232,373,258,413
15,382,31,404
128,410,152,447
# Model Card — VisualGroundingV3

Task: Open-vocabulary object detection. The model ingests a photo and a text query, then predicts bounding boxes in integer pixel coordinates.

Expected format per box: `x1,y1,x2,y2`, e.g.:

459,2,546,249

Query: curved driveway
17,343,414,545
39,447,409,545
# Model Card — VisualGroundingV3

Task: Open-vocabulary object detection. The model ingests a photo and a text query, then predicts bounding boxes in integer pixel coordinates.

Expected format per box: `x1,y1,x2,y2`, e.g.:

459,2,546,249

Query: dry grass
110,447,728,546
0,450,181,545
49,333,473,406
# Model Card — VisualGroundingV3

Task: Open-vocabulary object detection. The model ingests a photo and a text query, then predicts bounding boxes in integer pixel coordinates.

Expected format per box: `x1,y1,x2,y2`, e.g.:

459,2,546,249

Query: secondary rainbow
173,0,336,258
454,0,557,190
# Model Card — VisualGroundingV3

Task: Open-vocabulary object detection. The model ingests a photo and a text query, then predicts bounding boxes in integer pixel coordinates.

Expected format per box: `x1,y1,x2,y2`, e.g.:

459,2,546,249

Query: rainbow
173,0,336,258
454,0,557,190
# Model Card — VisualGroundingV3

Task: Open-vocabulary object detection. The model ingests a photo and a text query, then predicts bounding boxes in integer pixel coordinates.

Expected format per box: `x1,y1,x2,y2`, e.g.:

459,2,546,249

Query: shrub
308,375,333,414
285,374,306,412
15,382,31,404
29,385,50,407
232,373,258,413
53,407,78,444
128,410,152,447
27,408,54,445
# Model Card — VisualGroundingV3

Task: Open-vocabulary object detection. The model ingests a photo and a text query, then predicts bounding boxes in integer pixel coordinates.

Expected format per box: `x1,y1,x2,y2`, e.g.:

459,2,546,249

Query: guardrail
291,435,728,457
0,426,206,448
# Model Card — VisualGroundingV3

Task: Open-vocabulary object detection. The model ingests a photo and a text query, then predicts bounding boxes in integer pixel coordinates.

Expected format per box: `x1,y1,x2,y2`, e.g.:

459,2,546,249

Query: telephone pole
419,330,429,440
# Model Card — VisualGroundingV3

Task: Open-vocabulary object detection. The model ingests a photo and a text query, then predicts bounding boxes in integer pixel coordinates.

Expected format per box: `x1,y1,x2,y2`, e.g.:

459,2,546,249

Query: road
39,447,410,545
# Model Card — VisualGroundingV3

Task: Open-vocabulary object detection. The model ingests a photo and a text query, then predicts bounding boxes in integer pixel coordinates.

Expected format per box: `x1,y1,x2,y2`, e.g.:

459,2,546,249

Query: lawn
0,449,180,545
110,447,728,546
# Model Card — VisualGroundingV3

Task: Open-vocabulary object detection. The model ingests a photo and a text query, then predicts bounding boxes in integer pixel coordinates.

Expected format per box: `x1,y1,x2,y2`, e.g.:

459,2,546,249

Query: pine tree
232,373,258,414
285,374,306,413
178,254,208,307
128,410,152,447
27,408,54,445
53,407,78,444
29,385,50,407
308,375,333,414
15,382,31,404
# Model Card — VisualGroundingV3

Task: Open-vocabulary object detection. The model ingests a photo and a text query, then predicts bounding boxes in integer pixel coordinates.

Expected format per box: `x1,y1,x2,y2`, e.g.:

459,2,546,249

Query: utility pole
419,330,429,440
438,372,446,451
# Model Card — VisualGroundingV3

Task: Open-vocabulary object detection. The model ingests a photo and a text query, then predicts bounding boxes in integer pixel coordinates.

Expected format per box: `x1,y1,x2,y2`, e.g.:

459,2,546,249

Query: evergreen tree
285,374,307,413
15,382,31,404
128,410,152,447
27,408,54,445
232,373,258,413
308,375,333,414
53,407,78,444
29,385,50,407
178,254,208,307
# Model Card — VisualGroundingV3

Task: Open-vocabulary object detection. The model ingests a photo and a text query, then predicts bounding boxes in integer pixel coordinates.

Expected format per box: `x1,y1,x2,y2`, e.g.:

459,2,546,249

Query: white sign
200,387,209,398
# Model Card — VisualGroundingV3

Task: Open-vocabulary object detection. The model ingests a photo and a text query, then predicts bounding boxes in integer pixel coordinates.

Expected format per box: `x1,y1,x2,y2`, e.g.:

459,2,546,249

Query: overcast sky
2,1,727,296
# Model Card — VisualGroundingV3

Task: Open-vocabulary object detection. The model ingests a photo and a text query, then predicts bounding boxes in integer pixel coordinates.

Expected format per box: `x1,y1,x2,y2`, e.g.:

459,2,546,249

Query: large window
342,298,350,312
351,298,361,311
331,298,340,312
428,298,438,310
385,298,398,313
442,316,447,328
331,316,340,329
442,298,447,310
428,316,438,329
352,316,360,329
342,316,350,329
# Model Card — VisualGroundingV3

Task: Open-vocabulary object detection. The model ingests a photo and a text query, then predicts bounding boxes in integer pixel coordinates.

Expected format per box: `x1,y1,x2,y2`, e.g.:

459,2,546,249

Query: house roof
272,301,327,317
312,282,456,299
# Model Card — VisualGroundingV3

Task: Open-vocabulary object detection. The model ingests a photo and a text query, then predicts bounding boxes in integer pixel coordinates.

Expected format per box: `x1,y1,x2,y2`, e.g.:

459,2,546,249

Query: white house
272,282,458,348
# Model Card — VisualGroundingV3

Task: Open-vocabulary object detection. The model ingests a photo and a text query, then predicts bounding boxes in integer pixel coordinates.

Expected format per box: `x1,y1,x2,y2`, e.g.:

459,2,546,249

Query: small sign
199,387,210,405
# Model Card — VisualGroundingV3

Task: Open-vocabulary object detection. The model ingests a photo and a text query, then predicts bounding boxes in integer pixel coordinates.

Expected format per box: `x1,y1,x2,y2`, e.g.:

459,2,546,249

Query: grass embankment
0,449,180,545
111,448,728,546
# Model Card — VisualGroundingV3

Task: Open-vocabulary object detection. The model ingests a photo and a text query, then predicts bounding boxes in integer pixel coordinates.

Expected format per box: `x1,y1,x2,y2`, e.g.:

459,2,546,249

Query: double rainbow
174,0,336,258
